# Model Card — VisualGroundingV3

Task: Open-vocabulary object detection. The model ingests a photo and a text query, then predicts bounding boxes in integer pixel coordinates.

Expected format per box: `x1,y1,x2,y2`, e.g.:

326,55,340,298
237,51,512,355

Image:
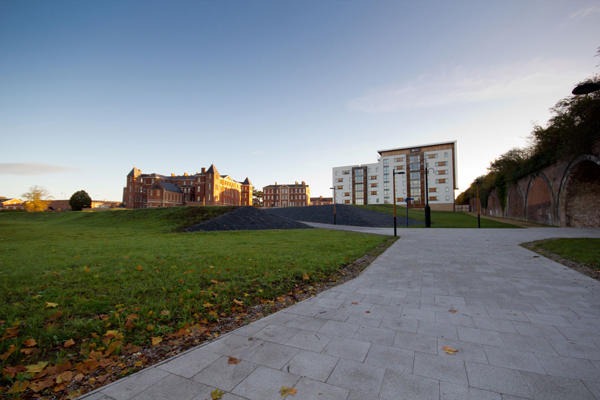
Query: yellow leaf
134,360,143,367
228,356,241,365
233,299,244,306
0,344,16,361
25,361,48,374
442,345,458,355
104,330,124,340
9,380,28,393
64,338,75,348
160,309,170,317
302,272,310,281
210,279,220,284
151,336,162,346
56,370,73,384
45,302,58,308
280,386,297,397
211,388,225,399
23,338,37,347
135,266,143,271
146,324,154,331
84,266,91,273
203,302,213,308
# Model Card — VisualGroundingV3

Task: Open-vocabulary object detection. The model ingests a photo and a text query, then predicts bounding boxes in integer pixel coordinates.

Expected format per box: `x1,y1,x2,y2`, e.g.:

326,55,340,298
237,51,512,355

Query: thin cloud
348,59,588,113
569,5,600,19
0,163,76,175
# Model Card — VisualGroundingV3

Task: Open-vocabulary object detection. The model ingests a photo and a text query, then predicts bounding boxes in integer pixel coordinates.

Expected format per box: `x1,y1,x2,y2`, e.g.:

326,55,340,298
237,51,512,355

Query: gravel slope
264,204,420,227
186,206,311,231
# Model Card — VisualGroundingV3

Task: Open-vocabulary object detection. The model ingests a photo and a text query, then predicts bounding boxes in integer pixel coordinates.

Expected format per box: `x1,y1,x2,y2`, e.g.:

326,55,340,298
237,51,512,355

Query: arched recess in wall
506,184,525,219
557,154,600,227
486,190,502,216
525,173,554,225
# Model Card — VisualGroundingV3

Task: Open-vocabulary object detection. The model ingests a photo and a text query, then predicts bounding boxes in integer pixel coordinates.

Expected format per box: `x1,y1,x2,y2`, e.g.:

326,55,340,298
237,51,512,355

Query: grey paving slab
231,366,300,400
283,350,339,382
83,227,600,400
326,358,385,394
292,377,349,400
192,355,257,391
440,382,501,400
380,369,440,400
414,351,468,384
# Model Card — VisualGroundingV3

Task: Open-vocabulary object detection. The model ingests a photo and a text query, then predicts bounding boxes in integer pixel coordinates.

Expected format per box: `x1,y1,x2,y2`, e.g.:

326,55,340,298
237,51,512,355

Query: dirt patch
521,239,600,280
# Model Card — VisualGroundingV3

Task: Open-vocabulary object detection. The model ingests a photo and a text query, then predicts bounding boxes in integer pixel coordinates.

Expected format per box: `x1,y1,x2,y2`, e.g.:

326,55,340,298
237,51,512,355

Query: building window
409,155,420,163
344,192,350,197
343,170,350,175
444,152,449,158
437,170,447,175
371,191,377,195
337,185,343,189
395,157,404,162
396,165,404,170
397,197,404,202
410,172,420,180
370,175,377,180
437,178,446,184
370,183,377,187
429,188,437,193
436,161,447,167
428,154,437,159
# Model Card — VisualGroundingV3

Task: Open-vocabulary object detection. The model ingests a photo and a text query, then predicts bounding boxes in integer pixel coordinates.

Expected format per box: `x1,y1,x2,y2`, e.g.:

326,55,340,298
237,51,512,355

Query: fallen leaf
55,370,74,384
233,299,244,306
29,376,54,392
2,365,26,379
160,309,170,317
151,336,162,346
0,344,16,360
23,338,37,347
228,356,241,365
146,324,154,331
105,340,122,356
84,266,91,273
202,302,213,308
25,361,48,374
45,302,58,308
73,373,85,381
104,330,124,340
2,327,19,340
63,338,75,348
280,386,297,397
20,347,36,355
135,266,143,271
448,309,457,314
134,361,143,367
302,272,310,281
442,345,458,355
9,380,28,393
211,388,225,399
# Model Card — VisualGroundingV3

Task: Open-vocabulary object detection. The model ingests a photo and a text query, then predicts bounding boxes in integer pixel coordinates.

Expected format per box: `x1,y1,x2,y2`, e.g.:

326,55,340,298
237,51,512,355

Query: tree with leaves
252,189,263,207
69,190,92,211
22,186,50,212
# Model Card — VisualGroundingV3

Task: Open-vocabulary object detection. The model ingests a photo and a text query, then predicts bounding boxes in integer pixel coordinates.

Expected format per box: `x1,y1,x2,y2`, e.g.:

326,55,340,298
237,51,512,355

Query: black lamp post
424,163,434,228
572,81,600,95
392,170,405,237
329,186,337,225
475,178,481,228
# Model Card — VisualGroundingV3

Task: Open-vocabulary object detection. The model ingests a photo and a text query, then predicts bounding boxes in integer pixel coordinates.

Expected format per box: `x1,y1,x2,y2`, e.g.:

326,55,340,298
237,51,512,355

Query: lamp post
424,163,434,228
475,179,481,228
329,187,337,225
392,170,405,237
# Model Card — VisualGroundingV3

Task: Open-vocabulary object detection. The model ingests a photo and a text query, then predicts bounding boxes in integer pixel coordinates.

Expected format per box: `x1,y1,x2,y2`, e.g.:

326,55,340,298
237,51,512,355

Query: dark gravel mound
186,206,311,231
264,204,421,227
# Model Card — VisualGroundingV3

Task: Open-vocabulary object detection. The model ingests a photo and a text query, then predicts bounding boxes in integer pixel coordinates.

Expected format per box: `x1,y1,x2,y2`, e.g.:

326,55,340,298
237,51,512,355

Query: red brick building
263,182,310,208
123,165,252,208
310,196,333,206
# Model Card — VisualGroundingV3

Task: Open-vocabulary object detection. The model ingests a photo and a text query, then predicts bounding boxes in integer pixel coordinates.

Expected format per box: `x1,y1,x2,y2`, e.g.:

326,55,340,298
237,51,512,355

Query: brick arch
486,190,502,216
557,154,600,227
505,184,525,219
525,172,554,225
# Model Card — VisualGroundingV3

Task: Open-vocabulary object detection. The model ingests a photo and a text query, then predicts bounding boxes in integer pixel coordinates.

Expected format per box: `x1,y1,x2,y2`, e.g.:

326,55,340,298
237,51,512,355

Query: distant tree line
457,75,600,209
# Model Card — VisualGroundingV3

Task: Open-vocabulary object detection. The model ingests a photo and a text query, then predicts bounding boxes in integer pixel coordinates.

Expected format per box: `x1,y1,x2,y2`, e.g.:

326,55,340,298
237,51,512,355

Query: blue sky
1,0,599,200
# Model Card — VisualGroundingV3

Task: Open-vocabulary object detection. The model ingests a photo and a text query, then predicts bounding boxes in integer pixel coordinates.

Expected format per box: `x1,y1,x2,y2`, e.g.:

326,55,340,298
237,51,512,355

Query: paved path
83,228,600,400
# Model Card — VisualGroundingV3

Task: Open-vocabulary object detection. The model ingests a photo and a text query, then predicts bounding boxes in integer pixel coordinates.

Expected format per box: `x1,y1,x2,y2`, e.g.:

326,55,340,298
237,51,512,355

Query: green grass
0,207,388,382
529,238,600,270
355,204,520,228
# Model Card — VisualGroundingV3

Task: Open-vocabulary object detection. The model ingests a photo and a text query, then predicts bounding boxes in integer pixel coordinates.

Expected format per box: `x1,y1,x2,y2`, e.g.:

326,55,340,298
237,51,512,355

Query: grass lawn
355,204,520,228
526,238,600,271
0,207,390,397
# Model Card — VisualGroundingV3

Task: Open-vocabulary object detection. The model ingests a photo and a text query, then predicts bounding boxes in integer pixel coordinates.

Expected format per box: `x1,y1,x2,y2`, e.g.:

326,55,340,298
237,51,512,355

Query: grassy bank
526,238,600,271
355,204,519,228
0,207,389,397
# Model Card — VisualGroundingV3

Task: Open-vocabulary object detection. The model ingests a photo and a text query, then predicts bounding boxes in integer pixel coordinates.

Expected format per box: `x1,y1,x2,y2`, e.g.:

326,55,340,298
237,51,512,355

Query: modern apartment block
332,141,457,211
263,181,310,208
123,164,252,208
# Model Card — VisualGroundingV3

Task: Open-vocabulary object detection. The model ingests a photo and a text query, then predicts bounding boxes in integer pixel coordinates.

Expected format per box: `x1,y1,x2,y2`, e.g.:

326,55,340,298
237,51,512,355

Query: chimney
171,173,175,177
201,168,206,173
295,181,298,185
184,172,188,176
301,181,305,185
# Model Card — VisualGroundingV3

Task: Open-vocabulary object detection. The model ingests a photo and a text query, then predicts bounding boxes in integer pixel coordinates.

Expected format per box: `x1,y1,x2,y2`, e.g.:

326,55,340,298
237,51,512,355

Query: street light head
572,81,600,95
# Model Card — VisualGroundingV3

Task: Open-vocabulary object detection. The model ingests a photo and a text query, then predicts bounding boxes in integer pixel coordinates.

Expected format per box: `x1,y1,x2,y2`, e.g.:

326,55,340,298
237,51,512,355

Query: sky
1,0,599,200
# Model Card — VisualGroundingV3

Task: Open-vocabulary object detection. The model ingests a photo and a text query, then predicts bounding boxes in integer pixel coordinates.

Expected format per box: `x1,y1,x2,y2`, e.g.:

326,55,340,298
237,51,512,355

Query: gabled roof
152,182,183,193
242,177,251,185
206,164,218,175
127,167,138,177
